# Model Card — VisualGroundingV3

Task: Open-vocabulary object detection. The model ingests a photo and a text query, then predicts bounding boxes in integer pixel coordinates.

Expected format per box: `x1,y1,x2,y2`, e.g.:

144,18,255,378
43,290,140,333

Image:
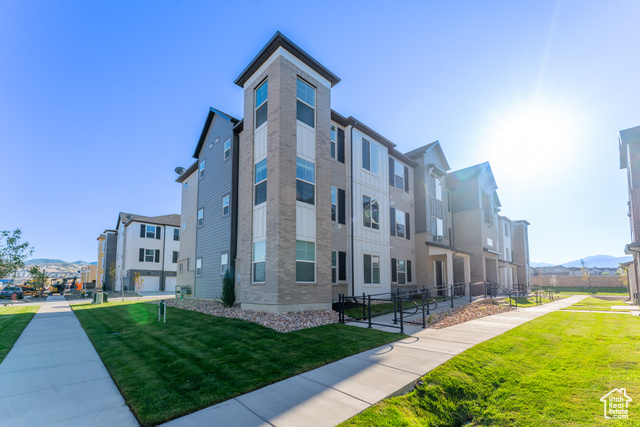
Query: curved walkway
0,296,138,427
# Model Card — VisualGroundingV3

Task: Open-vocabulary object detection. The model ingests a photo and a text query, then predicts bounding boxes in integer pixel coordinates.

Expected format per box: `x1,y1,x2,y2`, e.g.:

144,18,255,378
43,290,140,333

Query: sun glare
482,101,581,177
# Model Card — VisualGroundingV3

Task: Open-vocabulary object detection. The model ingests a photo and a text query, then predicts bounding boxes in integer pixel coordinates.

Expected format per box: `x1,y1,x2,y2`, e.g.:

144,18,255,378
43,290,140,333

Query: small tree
616,263,629,288
105,261,116,291
0,229,33,279
220,269,235,307
134,272,144,298
28,265,47,292
580,259,591,291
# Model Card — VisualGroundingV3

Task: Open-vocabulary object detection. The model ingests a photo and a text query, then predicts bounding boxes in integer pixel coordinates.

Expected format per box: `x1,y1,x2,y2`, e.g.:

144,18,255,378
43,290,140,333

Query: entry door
434,260,445,296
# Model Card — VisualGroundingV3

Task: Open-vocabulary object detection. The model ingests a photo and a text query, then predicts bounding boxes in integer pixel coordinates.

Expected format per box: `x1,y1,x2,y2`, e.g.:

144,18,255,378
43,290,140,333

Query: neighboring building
497,216,518,288
176,161,198,292
80,264,97,286
177,32,531,312
103,229,118,290
114,212,181,293
512,220,531,285
96,234,106,288
621,125,640,303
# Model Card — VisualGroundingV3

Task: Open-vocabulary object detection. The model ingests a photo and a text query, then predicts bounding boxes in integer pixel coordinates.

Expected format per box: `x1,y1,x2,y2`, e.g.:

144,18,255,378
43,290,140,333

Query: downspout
161,224,167,291
350,125,355,296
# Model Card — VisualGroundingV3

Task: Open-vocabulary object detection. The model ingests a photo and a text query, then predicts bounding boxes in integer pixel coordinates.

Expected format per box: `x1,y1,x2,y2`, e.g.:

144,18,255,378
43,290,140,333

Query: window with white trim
255,159,267,206
330,125,336,159
197,208,204,227
363,254,380,284
221,253,229,275
255,80,268,128
172,251,178,263
397,260,406,285
296,157,315,205
173,229,180,241
331,187,337,222
363,195,379,230
253,241,266,282
199,160,205,179
394,162,405,190
224,138,231,160
145,249,154,263
396,209,406,238
331,251,337,284
296,79,315,128
222,195,230,216
362,139,379,174
435,176,442,201
196,258,202,276
296,240,315,282
179,263,183,273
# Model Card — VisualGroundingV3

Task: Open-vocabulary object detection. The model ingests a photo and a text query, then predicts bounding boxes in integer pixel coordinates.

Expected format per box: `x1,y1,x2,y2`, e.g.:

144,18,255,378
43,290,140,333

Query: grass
342,311,640,426
539,286,628,295
505,296,552,307
72,301,402,426
560,296,631,312
0,305,39,363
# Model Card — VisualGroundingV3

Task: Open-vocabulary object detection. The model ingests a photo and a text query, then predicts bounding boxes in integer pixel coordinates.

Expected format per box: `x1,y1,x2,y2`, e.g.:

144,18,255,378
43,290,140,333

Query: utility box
93,293,108,304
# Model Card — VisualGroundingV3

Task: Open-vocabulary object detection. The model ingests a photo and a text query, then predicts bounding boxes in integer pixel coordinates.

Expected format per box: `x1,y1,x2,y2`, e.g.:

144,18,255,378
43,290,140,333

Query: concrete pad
45,405,139,427
14,330,91,347
300,356,418,404
415,329,495,345
433,324,503,339
161,399,269,427
3,338,90,358
395,336,474,355
0,345,98,374
237,375,370,427
353,344,452,376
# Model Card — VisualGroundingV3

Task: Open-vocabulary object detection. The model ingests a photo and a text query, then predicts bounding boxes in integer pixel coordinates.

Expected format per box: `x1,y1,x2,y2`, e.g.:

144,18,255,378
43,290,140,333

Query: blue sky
1,1,638,265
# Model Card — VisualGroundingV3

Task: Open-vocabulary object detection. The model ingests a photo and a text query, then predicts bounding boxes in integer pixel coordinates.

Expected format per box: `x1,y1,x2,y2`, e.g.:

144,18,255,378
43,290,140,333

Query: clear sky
1,1,638,265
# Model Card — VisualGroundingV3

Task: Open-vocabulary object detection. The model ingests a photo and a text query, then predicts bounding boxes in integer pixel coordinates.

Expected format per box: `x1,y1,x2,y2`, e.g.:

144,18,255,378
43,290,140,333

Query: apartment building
114,212,180,293
96,229,119,290
620,125,640,302
177,32,530,312
96,234,106,288
175,161,198,291
512,220,531,285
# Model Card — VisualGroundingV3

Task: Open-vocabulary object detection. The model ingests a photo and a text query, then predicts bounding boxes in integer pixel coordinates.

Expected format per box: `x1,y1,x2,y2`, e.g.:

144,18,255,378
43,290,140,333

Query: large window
330,125,336,159
396,209,406,238
331,251,337,284
224,138,231,160
255,159,267,205
255,80,268,128
296,157,315,205
296,240,315,282
221,253,229,275
145,249,154,263
362,139,378,174
253,241,266,282
395,162,405,190
431,216,444,242
363,195,379,230
139,248,160,263
197,208,204,227
222,195,230,216
296,79,315,128
364,254,380,284
331,187,337,222
140,224,160,239
199,160,205,179
173,228,180,241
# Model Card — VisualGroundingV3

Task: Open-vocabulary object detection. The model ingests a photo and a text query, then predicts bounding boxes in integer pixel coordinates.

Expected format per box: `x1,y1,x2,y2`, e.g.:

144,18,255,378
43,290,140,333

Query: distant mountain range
532,255,632,269
25,259,95,266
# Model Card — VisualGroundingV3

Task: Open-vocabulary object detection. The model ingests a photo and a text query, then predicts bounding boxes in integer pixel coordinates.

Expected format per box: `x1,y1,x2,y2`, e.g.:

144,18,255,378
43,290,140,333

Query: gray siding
104,231,117,290
195,114,235,299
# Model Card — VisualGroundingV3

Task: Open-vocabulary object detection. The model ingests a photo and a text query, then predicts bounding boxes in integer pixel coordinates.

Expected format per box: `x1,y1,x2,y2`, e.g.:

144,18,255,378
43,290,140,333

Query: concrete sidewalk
0,296,138,427
162,295,586,427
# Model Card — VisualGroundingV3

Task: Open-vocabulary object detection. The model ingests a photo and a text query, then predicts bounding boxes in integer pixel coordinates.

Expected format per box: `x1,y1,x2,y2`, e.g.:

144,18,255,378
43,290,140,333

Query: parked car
0,286,24,299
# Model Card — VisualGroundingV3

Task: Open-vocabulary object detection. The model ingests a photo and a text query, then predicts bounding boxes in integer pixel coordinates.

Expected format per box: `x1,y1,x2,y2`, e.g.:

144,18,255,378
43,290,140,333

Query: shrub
220,269,235,307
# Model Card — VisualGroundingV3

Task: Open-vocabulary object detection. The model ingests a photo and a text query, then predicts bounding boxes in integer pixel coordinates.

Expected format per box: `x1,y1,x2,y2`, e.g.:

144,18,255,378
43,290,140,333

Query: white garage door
164,277,176,293
142,276,160,292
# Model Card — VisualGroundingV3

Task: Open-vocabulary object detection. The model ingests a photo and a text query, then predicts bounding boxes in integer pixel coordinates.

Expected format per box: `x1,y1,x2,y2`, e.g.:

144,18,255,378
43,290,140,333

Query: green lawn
540,286,628,295
560,296,631,312
342,311,640,426
505,296,552,307
0,305,39,363
72,301,402,426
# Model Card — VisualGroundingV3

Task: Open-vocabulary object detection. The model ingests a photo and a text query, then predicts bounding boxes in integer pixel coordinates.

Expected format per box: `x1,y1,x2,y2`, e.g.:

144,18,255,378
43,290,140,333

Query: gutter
161,224,167,291
350,125,355,296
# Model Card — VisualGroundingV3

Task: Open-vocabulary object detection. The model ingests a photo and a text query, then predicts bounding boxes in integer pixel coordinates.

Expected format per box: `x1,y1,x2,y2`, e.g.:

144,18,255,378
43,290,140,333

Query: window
396,209,406,238
199,160,205,179
253,241,266,282
296,240,315,282
255,80,268,128
140,224,160,239
435,176,442,201
172,251,178,263
362,139,378,174
330,125,336,159
331,251,337,284
331,187,337,222
184,182,188,191
196,258,202,277
198,208,204,227
182,221,186,231
504,223,509,236
173,229,180,241
296,79,315,128
296,157,315,205
146,225,156,239
394,162,405,190
255,159,267,206
145,249,154,262
397,260,406,285
224,138,231,160
363,195,379,230
179,263,183,273
221,253,229,275
483,193,492,224
222,195,230,216
431,217,444,242
363,254,380,284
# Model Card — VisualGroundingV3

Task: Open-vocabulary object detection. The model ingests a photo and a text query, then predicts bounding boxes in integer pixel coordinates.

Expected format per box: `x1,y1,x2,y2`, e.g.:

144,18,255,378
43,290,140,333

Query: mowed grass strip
342,311,640,426
0,305,39,363
560,296,630,312
72,301,402,426
542,286,628,295
505,296,552,307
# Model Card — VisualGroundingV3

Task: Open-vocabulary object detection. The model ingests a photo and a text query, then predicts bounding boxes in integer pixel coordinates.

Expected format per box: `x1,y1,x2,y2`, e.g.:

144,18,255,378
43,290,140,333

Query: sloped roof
448,162,498,190
234,32,340,88
117,213,181,229
405,141,451,171
193,107,240,159
176,161,198,183
619,125,640,169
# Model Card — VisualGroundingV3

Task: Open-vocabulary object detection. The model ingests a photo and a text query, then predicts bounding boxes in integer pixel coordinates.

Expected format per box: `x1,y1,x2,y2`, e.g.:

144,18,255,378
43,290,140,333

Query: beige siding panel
296,202,316,240
254,124,267,161
253,205,267,240
296,123,316,161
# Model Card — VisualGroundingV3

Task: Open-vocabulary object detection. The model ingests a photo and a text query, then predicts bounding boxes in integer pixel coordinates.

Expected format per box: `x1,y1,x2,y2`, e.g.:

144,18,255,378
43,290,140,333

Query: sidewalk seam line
234,398,276,427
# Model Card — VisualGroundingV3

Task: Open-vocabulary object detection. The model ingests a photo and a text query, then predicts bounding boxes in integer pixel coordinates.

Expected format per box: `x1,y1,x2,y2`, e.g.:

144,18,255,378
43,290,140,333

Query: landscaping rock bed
158,298,339,333
421,300,515,329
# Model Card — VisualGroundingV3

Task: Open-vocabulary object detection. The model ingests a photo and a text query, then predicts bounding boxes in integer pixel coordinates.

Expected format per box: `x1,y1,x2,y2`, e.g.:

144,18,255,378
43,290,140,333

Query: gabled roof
234,31,340,88
405,141,451,171
619,125,640,169
176,161,198,183
448,162,498,191
193,107,240,159
116,212,181,229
